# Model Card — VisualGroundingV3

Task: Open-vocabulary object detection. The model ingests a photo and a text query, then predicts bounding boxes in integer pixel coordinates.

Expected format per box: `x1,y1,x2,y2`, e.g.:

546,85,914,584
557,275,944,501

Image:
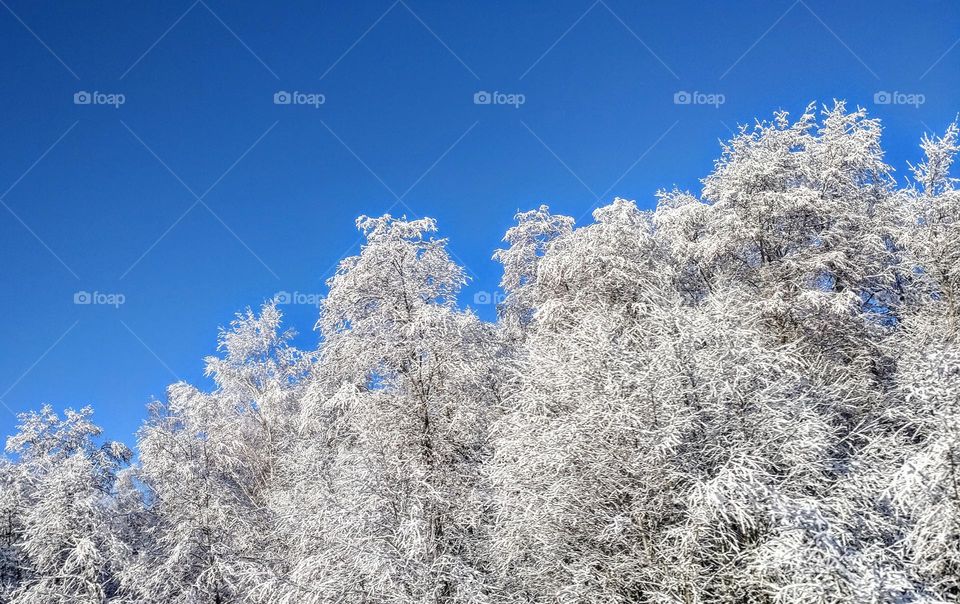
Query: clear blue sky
0,0,957,444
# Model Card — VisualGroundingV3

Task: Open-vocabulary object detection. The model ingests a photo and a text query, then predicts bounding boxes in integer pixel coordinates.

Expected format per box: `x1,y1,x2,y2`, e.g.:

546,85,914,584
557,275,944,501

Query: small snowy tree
130,303,308,603
493,205,574,335
3,406,130,604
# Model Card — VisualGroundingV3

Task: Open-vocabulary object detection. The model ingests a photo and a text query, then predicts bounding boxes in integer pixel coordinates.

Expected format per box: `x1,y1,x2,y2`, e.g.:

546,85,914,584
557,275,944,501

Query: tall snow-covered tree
879,121,960,597
305,214,500,603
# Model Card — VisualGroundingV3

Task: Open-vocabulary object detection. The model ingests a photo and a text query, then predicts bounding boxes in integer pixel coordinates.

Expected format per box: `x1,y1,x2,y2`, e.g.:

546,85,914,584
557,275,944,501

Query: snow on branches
2,103,959,603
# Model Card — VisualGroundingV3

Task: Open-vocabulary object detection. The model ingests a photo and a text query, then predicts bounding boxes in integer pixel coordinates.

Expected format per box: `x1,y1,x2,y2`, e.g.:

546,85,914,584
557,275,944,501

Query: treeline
1,102,959,603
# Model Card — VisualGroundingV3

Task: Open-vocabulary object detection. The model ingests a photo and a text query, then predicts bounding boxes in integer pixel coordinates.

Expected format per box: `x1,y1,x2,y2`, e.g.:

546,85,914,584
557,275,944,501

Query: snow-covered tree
877,121,960,598
2,406,130,603
301,214,499,603
129,303,308,603
493,205,574,335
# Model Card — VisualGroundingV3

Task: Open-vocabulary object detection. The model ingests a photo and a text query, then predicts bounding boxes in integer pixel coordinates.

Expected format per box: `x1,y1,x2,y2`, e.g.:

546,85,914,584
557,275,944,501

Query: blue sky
0,0,957,444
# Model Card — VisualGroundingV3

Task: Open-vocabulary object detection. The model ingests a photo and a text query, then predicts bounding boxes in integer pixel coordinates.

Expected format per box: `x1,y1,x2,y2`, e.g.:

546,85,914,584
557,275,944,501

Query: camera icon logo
274,91,292,105
673,91,692,105
473,91,492,105
273,291,292,304
74,291,92,304
473,291,492,305
74,91,92,105
874,91,891,105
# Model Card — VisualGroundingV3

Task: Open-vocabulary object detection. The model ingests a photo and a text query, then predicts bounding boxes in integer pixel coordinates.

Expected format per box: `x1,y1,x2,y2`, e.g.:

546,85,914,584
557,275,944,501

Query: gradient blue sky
0,0,957,444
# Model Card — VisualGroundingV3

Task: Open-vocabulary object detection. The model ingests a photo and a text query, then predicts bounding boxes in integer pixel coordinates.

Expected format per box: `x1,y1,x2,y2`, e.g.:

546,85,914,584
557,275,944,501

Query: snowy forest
2,101,960,603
